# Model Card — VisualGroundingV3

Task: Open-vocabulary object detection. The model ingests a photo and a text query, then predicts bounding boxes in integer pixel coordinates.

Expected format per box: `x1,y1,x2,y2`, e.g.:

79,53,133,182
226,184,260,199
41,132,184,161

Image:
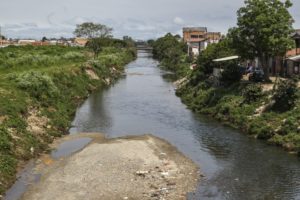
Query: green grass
177,80,300,155
0,45,136,195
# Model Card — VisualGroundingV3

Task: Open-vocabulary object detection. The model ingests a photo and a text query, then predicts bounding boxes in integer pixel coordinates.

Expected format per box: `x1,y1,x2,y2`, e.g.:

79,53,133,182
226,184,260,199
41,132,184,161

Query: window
190,35,204,39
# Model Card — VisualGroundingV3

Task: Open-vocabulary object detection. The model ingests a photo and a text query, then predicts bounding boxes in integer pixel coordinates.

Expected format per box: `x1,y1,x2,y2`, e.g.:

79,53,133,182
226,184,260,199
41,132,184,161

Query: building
74,38,88,47
18,40,36,45
284,30,300,75
183,27,207,56
32,41,50,46
183,27,221,56
0,39,12,47
183,27,207,43
265,29,300,77
206,32,222,44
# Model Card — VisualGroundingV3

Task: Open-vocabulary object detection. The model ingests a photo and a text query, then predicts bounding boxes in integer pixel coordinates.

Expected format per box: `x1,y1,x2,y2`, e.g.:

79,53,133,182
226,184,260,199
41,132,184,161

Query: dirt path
20,133,199,200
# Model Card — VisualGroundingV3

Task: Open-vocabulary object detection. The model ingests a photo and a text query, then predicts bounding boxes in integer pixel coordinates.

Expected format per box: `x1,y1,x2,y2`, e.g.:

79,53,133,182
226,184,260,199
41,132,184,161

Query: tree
147,39,155,46
272,79,298,111
74,22,113,39
123,36,135,47
152,33,187,63
229,0,295,80
86,38,103,58
196,38,235,74
152,33,188,72
42,36,48,42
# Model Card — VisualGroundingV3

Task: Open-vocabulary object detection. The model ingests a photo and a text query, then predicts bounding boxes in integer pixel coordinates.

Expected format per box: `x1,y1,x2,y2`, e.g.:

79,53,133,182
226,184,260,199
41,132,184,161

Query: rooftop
292,29,300,38
183,27,207,32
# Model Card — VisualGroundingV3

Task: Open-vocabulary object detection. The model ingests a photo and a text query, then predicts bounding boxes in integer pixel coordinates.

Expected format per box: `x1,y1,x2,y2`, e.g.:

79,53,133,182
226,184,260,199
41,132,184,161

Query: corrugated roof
183,27,207,32
213,56,239,62
287,54,300,61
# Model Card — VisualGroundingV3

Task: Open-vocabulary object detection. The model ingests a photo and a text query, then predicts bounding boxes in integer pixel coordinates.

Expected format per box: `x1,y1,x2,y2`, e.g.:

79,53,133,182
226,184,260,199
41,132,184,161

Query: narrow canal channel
70,50,300,200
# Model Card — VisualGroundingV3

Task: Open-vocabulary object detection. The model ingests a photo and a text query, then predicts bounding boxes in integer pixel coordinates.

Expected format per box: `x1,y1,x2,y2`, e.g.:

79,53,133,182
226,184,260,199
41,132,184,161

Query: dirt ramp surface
21,134,199,200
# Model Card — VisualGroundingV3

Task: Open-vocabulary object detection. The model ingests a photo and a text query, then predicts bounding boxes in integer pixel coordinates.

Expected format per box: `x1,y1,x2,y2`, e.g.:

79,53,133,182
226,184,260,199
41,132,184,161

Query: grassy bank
0,45,136,195
176,80,300,155
152,34,300,157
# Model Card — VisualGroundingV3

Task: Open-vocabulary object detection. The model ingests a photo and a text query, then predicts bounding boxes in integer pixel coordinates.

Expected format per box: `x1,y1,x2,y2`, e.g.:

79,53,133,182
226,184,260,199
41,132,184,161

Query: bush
0,128,12,154
272,79,298,111
14,72,59,101
189,70,206,86
0,154,17,177
278,116,300,136
248,120,273,139
242,84,263,103
220,61,242,84
196,38,236,75
62,52,85,60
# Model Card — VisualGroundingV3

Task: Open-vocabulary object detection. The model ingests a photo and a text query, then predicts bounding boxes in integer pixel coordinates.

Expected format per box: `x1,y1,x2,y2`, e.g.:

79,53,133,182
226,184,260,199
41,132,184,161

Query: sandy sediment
21,133,199,200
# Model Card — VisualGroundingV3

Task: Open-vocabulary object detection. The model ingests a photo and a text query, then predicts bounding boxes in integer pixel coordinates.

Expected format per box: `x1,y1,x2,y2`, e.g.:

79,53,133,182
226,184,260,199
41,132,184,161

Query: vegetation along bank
0,42,136,195
150,0,300,157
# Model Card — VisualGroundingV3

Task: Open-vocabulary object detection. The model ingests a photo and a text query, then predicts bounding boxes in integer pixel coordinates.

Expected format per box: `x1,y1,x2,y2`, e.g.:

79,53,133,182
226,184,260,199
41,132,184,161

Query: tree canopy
74,22,113,39
86,37,134,58
152,33,186,63
228,0,295,79
196,38,236,75
151,33,188,73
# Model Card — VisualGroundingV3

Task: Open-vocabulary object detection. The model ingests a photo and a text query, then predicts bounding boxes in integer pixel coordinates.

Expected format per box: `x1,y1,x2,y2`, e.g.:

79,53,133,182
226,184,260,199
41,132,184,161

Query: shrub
0,128,12,154
278,116,300,136
63,52,85,60
0,154,17,177
248,120,273,139
220,61,242,84
14,72,58,101
189,70,206,86
242,84,263,103
272,79,298,111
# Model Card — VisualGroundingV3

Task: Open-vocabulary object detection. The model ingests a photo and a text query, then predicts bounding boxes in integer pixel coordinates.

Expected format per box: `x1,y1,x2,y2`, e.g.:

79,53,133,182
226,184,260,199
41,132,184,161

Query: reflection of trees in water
78,88,113,133
192,116,300,199
162,73,178,83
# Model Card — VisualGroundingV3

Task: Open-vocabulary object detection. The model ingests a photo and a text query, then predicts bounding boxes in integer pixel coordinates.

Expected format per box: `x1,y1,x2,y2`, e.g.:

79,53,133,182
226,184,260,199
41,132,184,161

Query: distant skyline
0,0,299,40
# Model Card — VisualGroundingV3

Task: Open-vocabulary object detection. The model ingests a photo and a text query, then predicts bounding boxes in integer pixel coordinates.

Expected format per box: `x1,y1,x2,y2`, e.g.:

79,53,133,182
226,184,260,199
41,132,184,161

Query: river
70,50,300,200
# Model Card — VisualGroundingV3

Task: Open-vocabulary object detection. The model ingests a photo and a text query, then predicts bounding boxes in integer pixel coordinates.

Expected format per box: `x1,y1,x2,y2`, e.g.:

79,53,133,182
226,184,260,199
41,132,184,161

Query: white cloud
0,0,299,39
173,17,184,25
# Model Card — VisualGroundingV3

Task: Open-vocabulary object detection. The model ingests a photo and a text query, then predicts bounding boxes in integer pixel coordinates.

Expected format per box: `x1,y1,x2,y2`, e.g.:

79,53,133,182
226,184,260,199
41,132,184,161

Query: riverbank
17,133,198,200
55,49,300,199
0,45,136,195
175,76,300,156
151,34,300,157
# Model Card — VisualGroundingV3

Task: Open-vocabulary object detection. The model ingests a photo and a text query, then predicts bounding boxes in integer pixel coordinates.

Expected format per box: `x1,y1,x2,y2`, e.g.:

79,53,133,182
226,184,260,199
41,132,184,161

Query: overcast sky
0,0,299,40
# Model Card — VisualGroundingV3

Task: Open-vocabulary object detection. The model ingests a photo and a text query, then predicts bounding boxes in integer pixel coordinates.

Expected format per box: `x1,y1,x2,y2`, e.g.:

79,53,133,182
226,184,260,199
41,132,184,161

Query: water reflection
70,50,300,200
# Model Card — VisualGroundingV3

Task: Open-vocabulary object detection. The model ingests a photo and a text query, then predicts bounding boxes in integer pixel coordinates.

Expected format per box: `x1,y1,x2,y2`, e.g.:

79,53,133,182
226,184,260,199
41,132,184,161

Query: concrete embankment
17,133,199,200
